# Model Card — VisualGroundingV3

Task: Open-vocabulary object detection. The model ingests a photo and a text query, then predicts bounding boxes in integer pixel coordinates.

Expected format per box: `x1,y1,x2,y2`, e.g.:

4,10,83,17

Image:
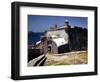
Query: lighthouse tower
64,20,70,28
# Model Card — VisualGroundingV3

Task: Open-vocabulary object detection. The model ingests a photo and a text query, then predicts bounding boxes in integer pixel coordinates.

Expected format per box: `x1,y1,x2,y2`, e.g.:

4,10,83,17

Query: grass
45,50,88,66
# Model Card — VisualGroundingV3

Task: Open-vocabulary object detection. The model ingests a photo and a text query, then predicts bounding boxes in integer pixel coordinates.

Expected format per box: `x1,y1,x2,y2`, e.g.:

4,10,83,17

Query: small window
57,34,60,37
47,41,52,44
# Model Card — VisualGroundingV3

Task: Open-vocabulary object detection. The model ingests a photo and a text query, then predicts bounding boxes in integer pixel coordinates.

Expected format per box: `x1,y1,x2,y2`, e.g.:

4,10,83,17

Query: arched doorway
48,45,51,53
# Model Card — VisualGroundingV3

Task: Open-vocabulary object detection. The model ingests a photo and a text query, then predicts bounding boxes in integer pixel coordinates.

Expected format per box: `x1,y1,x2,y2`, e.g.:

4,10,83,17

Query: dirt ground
44,50,88,66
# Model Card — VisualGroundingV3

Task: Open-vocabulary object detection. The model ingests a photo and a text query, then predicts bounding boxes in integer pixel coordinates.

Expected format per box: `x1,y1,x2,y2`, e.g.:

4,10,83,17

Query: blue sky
28,15,88,32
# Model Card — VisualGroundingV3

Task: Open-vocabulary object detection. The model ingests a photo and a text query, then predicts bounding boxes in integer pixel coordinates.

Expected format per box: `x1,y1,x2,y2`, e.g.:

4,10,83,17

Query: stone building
35,20,70,54
29,19,87,55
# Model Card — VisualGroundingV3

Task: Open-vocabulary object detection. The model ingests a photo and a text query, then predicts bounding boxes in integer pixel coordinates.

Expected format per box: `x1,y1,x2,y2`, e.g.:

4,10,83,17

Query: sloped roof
52,37,68,47
36,41,41,45
48,25,66,31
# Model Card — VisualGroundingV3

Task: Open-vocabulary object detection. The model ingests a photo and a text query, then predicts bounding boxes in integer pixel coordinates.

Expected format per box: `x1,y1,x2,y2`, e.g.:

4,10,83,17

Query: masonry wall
66,27,87,51
46,29,69,44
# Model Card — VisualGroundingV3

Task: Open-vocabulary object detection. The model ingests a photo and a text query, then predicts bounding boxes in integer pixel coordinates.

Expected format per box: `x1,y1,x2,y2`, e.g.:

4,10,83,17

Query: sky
28,15,88,32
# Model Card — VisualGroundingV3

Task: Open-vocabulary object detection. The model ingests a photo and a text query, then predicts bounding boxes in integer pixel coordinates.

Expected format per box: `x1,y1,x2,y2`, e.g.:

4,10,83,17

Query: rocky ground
44,50,88,66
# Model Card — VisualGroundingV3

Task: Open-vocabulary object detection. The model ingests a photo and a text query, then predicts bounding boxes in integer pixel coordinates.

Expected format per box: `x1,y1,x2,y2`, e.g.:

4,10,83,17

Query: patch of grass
45,50,88,66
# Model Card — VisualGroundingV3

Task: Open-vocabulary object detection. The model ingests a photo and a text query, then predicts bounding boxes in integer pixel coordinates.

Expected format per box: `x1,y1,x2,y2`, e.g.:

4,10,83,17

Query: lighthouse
64,19,70,28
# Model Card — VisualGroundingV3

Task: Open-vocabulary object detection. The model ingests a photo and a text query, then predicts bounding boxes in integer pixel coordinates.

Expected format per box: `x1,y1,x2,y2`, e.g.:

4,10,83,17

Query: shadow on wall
66,26,87,51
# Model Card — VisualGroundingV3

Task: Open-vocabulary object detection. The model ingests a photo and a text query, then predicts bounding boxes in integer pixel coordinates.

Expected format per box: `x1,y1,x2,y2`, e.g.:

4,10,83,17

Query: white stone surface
52,37,68,47
46,29,69,46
